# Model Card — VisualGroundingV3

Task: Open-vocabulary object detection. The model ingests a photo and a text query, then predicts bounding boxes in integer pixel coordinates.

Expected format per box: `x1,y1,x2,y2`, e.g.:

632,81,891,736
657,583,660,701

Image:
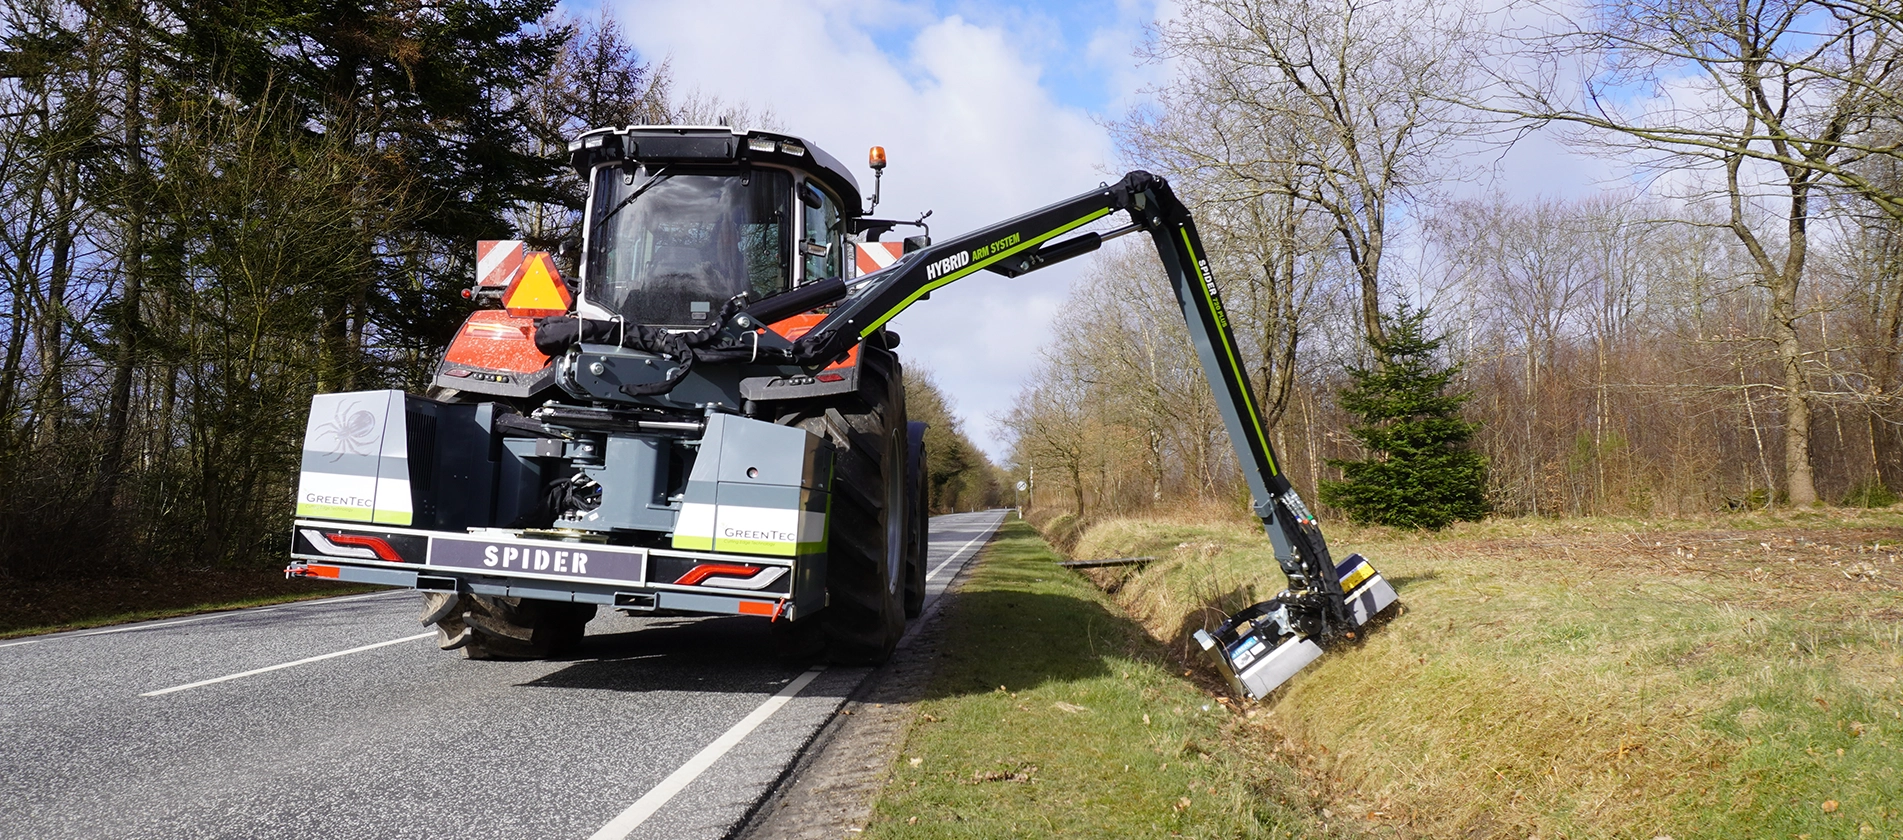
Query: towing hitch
1193,553,1398,699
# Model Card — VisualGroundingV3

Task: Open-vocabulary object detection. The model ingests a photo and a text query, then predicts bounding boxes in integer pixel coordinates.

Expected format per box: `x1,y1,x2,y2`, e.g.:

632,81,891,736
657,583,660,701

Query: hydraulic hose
740,276,847,326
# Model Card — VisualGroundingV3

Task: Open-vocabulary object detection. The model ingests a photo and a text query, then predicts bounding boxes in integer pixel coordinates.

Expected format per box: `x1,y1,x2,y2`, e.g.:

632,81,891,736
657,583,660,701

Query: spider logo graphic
314,401,381,462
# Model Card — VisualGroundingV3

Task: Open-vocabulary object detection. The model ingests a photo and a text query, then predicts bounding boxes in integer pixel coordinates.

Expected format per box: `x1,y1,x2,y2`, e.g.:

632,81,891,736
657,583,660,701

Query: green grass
1073,510,1903,839
864,520,1355,839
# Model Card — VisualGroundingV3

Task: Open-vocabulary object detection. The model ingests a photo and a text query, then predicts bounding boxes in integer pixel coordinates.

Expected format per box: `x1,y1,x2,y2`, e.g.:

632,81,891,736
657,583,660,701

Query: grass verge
1073,510,1903,839
1,571,377,638
862,519,1358,839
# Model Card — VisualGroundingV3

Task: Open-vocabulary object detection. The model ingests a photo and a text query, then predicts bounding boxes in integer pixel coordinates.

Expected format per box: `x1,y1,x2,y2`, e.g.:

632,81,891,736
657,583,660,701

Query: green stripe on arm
858,208,1114,336
1178,227,1278,476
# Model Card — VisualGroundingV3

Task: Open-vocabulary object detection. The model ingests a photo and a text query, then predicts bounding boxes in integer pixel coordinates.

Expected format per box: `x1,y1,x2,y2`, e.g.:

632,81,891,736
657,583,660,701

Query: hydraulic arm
732,170,1399,698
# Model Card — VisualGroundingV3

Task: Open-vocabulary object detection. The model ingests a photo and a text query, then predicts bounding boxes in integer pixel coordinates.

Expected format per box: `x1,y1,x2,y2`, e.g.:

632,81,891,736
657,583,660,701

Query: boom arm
748,171,1355,640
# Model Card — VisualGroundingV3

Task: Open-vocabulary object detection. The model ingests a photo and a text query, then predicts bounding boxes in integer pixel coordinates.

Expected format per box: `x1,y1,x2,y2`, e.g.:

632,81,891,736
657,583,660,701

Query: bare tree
1434,194,1595,512
513,14,676,253
1115,91,1338,432
1077,242,1230,502
1142,0,1485,354
1001,362,1096,519
1495,0,1903,504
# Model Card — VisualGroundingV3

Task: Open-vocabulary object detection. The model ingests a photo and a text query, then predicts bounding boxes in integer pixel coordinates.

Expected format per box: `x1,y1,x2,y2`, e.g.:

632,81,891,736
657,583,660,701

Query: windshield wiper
593,168,671,231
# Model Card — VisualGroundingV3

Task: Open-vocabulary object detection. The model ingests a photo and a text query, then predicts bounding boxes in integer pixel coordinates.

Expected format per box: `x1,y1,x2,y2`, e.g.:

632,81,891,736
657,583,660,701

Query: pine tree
163,0,573,388
1319,304,1488,529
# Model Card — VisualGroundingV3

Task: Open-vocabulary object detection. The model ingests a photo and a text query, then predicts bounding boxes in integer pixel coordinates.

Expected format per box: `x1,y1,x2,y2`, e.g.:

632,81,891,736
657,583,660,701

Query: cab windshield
585,165,791,326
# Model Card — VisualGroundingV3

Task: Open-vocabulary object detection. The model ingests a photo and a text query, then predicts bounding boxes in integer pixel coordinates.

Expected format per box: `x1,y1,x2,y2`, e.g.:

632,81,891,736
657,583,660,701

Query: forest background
6,0,1903,585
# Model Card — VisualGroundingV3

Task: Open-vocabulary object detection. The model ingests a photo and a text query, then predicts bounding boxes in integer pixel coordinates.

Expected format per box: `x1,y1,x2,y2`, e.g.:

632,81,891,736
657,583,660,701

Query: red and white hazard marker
477,240,527,289
855,241,904,275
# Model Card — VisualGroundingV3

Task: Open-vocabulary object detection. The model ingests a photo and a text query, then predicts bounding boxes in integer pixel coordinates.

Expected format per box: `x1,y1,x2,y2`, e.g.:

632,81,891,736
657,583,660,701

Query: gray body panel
291,383,839,620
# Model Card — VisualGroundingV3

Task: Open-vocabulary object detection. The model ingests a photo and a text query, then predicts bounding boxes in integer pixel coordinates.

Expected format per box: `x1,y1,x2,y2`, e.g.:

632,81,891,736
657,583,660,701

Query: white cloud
609,0,1118,460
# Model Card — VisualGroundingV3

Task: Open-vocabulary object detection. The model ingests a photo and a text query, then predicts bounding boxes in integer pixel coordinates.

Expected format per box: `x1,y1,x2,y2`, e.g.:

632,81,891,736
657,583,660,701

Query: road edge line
79,610,276,637
588,665,827,840
926,513,1002,583
140,632,435,697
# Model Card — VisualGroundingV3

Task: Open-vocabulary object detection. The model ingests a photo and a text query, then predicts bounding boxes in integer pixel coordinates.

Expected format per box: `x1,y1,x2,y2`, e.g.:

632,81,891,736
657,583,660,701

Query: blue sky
850,0,1160,114
558,0,1164,117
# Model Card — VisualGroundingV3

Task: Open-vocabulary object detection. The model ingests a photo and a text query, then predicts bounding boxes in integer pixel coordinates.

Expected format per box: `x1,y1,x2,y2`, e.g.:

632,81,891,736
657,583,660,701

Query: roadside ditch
737,518,1353,839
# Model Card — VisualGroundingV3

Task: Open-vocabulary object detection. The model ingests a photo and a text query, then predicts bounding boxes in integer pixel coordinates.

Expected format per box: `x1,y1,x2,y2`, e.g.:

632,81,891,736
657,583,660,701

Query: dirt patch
1,568,374,635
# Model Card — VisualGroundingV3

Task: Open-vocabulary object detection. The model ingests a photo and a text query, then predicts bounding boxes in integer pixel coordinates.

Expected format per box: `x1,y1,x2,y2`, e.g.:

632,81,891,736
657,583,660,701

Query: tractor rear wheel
784,407,906,664
421,593,595,660
774,352,909,665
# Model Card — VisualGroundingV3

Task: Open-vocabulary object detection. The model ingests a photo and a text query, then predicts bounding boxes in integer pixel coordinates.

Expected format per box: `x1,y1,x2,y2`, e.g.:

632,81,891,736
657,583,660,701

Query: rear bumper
287,520,822,620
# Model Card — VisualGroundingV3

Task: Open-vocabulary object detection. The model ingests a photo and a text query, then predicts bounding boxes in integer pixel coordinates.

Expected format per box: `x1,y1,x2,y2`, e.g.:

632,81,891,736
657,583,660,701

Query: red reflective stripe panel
324,534,402,563
736,600,776,616
673,563,762,587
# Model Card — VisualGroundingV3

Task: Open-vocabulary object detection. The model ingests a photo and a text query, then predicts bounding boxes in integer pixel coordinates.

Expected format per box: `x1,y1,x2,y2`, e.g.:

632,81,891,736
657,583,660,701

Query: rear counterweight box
296,390,538,530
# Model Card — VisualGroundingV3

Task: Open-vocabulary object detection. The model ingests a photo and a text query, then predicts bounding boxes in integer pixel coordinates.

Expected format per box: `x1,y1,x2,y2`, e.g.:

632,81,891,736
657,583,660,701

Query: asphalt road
0,510,1007,840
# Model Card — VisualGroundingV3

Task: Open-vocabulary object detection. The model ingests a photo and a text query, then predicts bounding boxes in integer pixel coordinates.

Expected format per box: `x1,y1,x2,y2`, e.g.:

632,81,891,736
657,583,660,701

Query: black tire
774,351,908,664
902,421,929,619
421,592,595,660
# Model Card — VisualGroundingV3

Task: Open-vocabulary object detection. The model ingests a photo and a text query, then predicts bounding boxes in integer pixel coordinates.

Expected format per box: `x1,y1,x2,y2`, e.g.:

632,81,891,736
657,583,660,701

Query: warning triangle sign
502,252,572,317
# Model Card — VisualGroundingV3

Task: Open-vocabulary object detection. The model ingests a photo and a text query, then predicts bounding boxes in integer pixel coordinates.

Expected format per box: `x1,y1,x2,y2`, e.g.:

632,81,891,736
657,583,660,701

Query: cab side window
800,181,840,283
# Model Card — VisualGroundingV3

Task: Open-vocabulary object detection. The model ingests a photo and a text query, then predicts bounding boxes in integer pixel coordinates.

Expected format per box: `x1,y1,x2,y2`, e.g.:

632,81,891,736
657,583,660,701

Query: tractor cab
566,127,862,328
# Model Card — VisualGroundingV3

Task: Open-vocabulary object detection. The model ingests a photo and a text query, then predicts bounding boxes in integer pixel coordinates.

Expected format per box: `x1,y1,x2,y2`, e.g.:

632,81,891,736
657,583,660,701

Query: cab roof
567,126,863,213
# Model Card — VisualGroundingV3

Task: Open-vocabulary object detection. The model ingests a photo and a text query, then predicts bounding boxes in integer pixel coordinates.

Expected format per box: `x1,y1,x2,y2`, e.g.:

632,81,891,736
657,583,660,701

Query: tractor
287,125,1396,696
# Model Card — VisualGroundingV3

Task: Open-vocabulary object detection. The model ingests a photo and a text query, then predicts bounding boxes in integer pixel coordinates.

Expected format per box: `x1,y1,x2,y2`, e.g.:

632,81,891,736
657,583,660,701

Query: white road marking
12,590,408,647
140,632,435,697
927,514,1002,582
77,610,277,637
588,666,827,839
286,589,410,607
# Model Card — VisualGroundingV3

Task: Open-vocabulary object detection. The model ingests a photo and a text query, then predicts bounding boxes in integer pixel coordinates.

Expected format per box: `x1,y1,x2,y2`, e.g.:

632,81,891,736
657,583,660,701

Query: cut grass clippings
863,519,1356,839
1074,510,1903,839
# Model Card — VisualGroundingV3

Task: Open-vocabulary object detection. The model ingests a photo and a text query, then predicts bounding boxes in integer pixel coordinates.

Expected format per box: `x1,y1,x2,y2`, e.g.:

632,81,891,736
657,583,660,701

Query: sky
573,0,1615,461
